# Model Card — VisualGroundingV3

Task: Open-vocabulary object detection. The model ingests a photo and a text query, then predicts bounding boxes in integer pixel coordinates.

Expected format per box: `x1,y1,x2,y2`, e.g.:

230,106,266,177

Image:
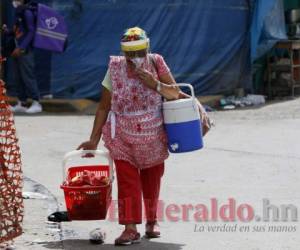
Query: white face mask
12,1,22,8
131,57,147,69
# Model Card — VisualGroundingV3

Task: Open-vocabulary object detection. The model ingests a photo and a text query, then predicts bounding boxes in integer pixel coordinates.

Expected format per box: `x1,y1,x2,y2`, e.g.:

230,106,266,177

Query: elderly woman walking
0,75,24,249
78,27,209,246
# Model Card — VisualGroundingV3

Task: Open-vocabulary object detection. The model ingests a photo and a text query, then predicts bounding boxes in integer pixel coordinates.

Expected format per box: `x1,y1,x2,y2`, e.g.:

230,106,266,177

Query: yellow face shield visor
121,39,150,52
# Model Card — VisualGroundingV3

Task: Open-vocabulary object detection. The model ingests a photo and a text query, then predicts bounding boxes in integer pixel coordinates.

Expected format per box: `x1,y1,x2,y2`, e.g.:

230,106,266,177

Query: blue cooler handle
62,150,114,182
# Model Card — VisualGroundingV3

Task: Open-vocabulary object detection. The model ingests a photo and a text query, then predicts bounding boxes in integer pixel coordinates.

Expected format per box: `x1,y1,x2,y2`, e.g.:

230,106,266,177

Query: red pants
115,160,164,225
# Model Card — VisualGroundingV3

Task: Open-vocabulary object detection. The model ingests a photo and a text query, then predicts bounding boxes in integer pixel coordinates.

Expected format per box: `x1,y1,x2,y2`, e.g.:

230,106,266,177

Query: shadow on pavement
33,241,64,249
61,238,185,250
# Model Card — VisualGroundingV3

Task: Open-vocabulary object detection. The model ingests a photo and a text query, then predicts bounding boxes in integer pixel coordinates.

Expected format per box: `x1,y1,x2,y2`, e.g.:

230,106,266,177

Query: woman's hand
196,100,212,136
200,111,211,136
77,140,98,150
136,68,180,100
136,68,157,90
77,140,98,157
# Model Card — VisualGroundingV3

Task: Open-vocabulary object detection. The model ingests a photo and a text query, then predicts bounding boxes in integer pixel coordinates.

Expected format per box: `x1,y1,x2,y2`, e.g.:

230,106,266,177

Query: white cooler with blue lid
163,83,203,153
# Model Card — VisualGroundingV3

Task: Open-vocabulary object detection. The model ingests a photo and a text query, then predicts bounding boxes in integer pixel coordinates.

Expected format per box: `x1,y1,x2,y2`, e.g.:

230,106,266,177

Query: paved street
13,98,300,250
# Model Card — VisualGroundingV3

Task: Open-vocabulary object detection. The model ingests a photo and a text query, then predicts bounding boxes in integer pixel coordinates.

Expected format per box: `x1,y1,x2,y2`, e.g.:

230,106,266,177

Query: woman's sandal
115,228,141,246
145,221,161,238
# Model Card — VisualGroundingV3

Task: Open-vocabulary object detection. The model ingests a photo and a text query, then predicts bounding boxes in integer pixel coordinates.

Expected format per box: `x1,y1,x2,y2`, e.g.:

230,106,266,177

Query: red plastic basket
61,165,112,221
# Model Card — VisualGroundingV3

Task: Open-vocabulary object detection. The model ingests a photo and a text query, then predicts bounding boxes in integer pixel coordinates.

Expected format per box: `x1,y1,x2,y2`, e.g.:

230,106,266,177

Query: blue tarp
4,0,254,98
51,0,253,98
251,0,287,61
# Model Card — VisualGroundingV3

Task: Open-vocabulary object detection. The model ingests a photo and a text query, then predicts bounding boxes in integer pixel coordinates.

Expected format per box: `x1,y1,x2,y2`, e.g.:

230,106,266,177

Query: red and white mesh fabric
0,80,23,243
